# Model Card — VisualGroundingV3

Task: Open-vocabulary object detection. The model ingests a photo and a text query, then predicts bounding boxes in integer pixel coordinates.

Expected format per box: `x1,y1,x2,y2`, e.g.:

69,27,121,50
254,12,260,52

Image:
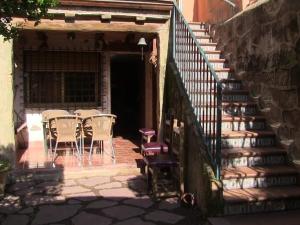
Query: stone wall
214,0,300,159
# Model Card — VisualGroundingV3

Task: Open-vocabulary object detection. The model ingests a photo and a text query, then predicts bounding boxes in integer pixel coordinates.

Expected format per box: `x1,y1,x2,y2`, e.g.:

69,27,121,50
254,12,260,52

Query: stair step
185,78,242,90
225,104,257,116
205,50,222,59
196,102,258,116
222,165,298,189
177,59,224,68
189,22,206,30
196,36,212,44
199,42,217,51
223,186,300,215
189,92,249,102
208,209,300,225
222,116,265,131
196,106,257,117
221,130,276,148
222,147,287,167
222,165,297,179
193,29,208,36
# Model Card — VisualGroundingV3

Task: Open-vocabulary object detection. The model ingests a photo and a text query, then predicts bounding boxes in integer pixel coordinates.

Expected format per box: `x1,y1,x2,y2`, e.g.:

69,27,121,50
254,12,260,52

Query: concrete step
221,116,265,131
185,78,242,90
221,147,287,167
196,35,212,43
201,115,266,131
222,102,257,116
194,101,258,116
223,185,300,215
177,57,225,68
182,68,231,80
207,209,300,225
222,165,298,190
178,50,222,60
199,42,217,51
189,22,206,30
205,50,222,60
221,130,276,148
189,91,249,103
192,29,208,36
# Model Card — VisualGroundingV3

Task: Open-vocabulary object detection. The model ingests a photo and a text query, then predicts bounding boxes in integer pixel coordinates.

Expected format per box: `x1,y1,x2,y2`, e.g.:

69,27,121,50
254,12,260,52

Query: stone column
0,37,15,164
157,21,170,140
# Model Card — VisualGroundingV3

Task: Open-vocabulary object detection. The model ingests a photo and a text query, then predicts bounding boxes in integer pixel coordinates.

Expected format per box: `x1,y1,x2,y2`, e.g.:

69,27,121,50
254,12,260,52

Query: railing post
216,84,222,180
172,8,176,60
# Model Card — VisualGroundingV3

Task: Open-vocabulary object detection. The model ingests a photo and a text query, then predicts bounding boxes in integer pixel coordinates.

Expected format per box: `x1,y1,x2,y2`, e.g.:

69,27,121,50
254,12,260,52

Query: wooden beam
13,18,162,33
59,0,173,11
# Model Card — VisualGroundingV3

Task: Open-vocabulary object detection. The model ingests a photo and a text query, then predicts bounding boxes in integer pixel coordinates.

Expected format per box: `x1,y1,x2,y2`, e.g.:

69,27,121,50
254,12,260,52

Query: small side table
144,155,179,200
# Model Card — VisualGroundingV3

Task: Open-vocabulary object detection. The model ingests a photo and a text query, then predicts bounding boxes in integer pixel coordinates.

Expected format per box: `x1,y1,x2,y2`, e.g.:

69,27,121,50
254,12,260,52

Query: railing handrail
222,0,236,8
172,2,222,88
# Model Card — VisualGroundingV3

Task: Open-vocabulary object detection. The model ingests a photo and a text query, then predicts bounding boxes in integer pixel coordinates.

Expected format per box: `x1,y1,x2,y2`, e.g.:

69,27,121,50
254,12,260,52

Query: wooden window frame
23,50,102,108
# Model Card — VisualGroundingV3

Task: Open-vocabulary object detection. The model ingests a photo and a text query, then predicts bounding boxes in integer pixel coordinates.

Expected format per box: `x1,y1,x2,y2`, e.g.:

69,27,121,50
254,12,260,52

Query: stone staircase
188,22,300,215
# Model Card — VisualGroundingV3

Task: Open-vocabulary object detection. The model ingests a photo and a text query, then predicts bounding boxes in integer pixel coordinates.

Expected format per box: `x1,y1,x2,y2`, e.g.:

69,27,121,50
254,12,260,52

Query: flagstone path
0,173,202,225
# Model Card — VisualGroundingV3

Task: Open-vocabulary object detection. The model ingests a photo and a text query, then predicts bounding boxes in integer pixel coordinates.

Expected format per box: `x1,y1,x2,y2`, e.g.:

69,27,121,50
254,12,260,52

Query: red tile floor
16,136,143,170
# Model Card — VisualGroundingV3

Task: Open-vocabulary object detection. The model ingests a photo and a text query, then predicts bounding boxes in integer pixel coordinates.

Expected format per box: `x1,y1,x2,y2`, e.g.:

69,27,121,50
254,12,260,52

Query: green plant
0,0,58,40
0,158,11,172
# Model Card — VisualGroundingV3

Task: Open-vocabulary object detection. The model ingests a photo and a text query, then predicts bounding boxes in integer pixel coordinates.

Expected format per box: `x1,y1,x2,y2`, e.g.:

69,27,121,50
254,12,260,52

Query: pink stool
139,128,156,144
141,142,168,156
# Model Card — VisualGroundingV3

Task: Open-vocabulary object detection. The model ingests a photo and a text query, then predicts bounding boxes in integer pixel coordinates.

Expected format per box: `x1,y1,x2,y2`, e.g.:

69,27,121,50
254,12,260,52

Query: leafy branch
0,0,58,40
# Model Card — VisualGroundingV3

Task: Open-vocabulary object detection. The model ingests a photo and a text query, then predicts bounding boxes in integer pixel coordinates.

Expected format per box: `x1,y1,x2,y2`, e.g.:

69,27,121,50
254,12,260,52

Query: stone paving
0,173,202,225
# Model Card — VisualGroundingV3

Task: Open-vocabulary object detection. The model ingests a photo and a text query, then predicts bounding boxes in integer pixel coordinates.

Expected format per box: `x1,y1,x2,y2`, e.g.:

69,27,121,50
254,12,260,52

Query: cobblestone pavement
0,172,202,225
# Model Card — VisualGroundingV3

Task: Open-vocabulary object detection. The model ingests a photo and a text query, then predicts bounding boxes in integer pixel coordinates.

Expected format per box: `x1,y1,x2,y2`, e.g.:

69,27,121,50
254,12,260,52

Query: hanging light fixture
137,37,147,60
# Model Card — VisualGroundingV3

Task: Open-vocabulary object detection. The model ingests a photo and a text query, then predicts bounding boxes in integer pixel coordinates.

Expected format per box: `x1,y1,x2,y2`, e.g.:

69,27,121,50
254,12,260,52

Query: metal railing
171,3,222,179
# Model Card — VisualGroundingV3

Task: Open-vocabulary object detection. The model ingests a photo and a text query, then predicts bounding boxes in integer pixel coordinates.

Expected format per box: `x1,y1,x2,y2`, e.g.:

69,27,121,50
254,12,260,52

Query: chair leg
52,141,58,168
111,137,116,163
89,138,94,163
75,140,81,166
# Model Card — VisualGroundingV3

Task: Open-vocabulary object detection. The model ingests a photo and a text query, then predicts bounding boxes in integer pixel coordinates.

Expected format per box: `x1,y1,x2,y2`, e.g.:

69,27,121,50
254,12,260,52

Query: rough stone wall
214,0,300,159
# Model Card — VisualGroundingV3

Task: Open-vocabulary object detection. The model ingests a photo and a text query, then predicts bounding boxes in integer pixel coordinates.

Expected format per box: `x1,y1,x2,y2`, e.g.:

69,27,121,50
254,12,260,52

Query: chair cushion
139,128,156,136
141,142,168,154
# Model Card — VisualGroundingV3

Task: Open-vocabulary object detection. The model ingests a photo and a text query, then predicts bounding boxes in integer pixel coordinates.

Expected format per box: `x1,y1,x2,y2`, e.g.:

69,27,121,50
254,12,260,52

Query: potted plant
0,158,11,197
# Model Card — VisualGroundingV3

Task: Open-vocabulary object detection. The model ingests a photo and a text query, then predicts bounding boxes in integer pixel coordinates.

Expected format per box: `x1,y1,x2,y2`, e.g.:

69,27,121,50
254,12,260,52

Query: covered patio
16,136,143,170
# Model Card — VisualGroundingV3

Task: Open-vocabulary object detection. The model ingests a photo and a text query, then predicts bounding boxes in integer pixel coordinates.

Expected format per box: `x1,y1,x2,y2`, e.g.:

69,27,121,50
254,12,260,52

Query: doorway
111,54,145,138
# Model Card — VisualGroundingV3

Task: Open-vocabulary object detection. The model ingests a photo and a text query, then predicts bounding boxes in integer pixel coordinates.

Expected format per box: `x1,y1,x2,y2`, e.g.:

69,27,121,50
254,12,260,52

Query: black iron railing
171,3,222,179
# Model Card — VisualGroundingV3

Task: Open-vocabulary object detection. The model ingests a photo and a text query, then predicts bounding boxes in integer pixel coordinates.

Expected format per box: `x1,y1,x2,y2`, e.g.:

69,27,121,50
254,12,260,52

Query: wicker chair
49,115,82,167
41,110,69,153
74,109,101,118
83,114,116,163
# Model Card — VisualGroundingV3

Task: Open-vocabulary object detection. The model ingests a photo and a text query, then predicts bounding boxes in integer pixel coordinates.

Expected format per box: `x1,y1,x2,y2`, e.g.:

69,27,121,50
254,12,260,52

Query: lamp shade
137,37,147,46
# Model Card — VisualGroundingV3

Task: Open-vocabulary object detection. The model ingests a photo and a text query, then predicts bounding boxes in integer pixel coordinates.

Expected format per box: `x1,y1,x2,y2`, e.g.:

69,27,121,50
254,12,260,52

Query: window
24,51,101,107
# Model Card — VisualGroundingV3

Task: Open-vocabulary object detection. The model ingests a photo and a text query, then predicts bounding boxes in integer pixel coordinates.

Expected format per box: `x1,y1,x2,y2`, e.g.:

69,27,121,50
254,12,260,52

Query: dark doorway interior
111,54,145,138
